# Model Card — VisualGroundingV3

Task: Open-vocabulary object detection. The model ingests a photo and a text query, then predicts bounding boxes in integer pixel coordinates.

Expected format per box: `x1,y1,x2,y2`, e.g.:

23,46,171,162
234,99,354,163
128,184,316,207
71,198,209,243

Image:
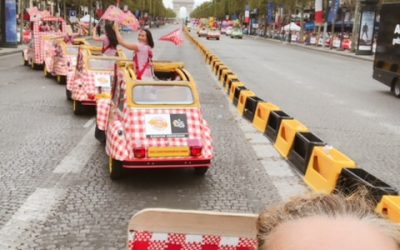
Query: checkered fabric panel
106,121,129,160
120,108,213,160
96,98,111,131
127,231,257,250
43,39,56,73
72,70,112,101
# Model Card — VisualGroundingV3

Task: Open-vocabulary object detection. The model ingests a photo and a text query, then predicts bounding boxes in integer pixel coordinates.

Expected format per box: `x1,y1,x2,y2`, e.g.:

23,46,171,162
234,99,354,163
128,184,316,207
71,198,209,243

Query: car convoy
23,16,214,181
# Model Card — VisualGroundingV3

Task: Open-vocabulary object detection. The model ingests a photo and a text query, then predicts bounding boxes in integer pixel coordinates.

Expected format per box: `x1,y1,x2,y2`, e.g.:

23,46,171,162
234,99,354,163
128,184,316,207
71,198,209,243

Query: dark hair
104,21,118,49
142,29,154,48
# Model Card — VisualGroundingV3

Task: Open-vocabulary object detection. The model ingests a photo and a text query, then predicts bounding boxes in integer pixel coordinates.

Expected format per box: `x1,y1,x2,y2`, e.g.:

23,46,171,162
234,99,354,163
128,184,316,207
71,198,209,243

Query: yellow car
105,61,213,179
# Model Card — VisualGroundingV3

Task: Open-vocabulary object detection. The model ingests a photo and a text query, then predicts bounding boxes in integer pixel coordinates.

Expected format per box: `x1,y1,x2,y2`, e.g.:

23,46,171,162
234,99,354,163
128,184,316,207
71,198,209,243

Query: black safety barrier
288,132,326,175
265,111,293,142
233,86,247,106
226,80,240,95
336,168,398,204
243,96,264,121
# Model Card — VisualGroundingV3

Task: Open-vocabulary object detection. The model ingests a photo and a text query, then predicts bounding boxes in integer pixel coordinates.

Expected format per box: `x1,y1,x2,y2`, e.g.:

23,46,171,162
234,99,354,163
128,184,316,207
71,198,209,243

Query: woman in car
113,23,155,80
92,20,118,56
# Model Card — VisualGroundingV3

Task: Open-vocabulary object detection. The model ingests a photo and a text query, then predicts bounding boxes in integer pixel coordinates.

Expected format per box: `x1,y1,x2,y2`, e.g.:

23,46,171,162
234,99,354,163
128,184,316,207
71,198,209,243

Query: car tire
44,65,50,78
23,58,28,66
95,125,106,143
109,157,123,180
73,100,84,115
393,81,400,98
66,88,72,101
58,75,67,85
194,167,208,175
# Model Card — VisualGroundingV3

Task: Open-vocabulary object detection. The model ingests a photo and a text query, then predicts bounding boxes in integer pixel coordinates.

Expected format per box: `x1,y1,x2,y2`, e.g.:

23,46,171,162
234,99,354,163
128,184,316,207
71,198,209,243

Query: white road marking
353,109,378,118
53,126,97,173
0,188,65,248
83,117,95,128
380,122,400,136
0,126,97,247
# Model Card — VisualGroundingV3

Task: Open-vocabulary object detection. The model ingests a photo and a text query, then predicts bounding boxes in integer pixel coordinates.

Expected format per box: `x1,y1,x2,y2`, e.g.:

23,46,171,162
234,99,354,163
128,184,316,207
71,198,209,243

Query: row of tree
31,0,176,18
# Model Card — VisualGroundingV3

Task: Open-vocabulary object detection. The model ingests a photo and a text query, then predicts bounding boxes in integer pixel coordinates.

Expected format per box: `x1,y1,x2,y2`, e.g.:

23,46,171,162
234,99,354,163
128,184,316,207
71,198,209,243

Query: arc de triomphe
173,0,194,16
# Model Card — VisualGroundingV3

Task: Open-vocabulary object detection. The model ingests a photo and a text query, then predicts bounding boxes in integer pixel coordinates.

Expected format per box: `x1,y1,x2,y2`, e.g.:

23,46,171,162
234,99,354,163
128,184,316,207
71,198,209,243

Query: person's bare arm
114,23,139,52
92,27,103,41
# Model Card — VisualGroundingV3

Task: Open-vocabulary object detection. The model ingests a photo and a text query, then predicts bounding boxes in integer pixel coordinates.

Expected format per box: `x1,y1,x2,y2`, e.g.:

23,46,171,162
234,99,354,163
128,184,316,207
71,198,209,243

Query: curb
245,35,374,62
184,28,400,224
0,48,24,57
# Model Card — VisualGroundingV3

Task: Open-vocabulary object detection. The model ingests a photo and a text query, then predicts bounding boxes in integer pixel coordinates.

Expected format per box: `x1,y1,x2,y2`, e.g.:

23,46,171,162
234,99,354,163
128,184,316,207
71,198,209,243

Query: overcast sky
162,0,210,9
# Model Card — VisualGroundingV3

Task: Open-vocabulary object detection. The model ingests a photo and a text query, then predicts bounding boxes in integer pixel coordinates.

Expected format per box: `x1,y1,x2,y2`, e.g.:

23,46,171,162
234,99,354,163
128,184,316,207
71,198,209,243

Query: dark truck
373,3,400,98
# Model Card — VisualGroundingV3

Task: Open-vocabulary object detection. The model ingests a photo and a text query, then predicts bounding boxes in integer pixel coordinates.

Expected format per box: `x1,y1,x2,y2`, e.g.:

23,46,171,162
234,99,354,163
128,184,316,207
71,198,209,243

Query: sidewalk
247,35,374,62
0,45,26,57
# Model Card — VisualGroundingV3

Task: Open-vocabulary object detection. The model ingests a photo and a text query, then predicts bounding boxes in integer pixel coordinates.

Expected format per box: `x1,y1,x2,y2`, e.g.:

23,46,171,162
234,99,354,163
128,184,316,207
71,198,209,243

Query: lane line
0,126,97,247
0,188,65,248
83,117,95,128
53,126,97,174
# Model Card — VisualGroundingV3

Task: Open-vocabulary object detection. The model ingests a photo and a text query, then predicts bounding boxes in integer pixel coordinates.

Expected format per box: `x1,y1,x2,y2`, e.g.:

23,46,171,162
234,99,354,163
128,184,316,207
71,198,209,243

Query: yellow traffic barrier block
226,74,239,87
304,146,356,194
214,61,224,75
229,82,245,102
237,90,256,115
376,195,400,223
252,102,280,133
274,120,309,158
219,68,231,82
212,58,221,69
208,55,218,65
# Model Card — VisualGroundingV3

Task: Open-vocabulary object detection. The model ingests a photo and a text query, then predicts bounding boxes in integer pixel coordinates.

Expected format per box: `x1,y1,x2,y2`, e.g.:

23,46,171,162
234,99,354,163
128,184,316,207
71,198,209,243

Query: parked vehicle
373,3,400,98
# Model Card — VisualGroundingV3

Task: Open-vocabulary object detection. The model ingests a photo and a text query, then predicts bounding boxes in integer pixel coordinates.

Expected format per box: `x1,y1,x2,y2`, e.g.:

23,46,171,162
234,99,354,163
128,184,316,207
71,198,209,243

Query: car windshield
133,85,194,105
88,58,116,71
66,46,79,55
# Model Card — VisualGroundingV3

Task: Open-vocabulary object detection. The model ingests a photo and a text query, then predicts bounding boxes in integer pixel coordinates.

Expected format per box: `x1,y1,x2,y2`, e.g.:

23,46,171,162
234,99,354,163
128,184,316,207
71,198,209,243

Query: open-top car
231,28,243,39
207,29,221,40
69,46,126,115
23,16,67,69
105,61,213,179
127,208,257,250
197,27,208,37
43,37,89,84
95,61,190,143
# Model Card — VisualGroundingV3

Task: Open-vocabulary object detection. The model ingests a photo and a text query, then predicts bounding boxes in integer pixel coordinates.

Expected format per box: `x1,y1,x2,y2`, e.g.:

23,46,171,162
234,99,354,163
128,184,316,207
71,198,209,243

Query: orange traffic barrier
274,120,309,158
237,90,256,115
304,146,356,194
225,74,239,88
376,195,400,223
219,67,231,82
252,103,281,133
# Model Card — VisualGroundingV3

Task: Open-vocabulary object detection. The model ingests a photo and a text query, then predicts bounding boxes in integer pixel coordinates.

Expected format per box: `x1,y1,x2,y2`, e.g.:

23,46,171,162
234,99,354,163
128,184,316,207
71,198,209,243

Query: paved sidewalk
0,45,26,57
247,35,374,62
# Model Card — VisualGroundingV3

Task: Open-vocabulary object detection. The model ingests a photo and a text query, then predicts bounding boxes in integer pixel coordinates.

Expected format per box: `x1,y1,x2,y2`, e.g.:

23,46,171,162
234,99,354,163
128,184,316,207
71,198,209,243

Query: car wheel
73,100,84,115
394,81,400,98
44,65,50,78
109,157,123,180
95,125,106,143
58,75,66,85
23,57,28,66
66,88,72,101
194,167,208,175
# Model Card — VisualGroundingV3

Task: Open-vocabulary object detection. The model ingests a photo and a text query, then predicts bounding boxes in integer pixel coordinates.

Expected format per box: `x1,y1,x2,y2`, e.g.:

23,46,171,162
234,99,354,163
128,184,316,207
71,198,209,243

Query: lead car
105,61,214,180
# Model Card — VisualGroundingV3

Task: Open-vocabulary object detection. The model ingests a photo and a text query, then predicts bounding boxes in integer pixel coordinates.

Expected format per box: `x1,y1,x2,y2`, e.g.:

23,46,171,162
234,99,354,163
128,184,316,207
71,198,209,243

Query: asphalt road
201,33,400,190
0,26,305,249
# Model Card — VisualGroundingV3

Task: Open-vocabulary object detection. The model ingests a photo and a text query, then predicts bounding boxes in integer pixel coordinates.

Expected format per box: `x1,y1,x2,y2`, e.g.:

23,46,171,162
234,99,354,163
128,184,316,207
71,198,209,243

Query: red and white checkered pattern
127,231,256,250
71,69,112,101
43,38,58,73
96,98,111,131
106,108,213,161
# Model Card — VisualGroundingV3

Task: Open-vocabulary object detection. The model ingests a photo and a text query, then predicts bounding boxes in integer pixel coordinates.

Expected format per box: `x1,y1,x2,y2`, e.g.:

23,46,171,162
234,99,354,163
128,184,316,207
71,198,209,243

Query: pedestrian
256,192,400,250
92,20,118,56
114,24,155,80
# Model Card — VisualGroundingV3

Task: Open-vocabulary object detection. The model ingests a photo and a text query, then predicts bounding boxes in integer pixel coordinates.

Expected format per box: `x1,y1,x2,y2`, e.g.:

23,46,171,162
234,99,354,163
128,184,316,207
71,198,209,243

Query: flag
328,0,340,23
119,10,140,31
101,5,122,22
159,29,184,46
315,0,324,25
